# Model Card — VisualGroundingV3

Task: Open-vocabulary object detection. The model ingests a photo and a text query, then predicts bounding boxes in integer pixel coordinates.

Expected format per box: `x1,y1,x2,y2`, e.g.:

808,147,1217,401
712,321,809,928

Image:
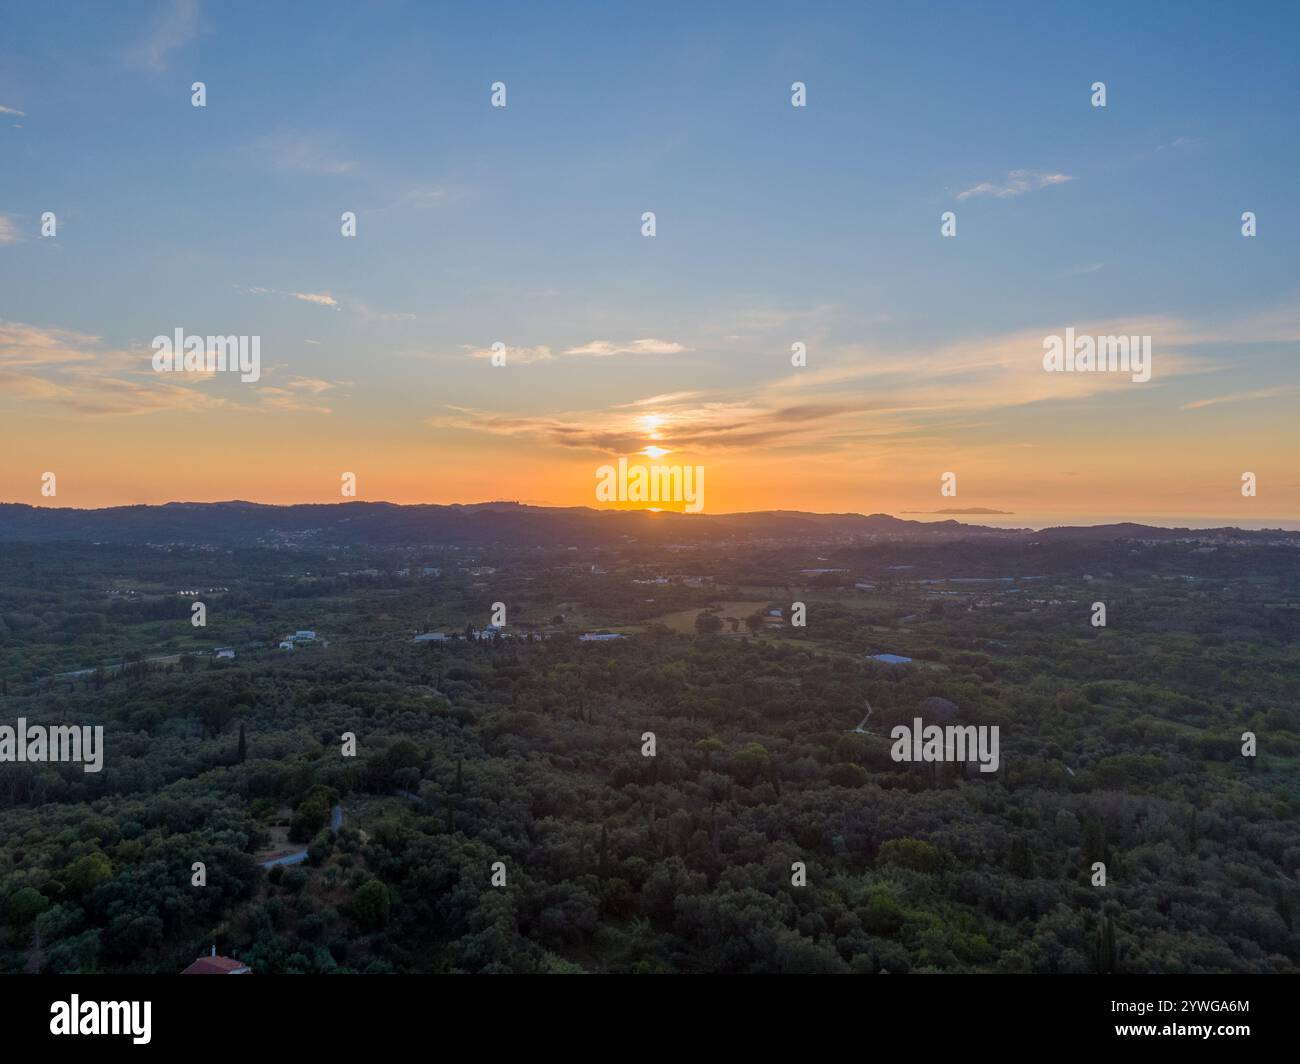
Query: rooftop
181,955,252,975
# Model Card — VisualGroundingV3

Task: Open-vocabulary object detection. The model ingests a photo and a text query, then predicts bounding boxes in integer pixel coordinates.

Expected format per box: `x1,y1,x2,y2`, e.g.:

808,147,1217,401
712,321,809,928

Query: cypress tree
1095,916,1117,974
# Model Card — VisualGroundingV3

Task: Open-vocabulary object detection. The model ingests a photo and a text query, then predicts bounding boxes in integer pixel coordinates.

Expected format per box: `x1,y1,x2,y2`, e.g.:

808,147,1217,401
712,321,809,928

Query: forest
0,507,1297,974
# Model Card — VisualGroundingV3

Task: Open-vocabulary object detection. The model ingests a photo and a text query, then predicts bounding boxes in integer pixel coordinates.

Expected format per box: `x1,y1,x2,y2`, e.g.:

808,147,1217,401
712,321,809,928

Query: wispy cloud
465,338,687,363
0,105,25,117
0,215,20,245
125,0,201,73
428,396,894,457
396,184,463,209
0,321,99,367
562,339,687,357
1181,385,1295,410
0,318,350,417
957,169,1074,200
351,302,415,323
434,309,1271,462
257,376,340,414
0,319,220,416
614,392,701,408
248,132,355,176
705,303,838,343
237,284,340,309
466,344,553,364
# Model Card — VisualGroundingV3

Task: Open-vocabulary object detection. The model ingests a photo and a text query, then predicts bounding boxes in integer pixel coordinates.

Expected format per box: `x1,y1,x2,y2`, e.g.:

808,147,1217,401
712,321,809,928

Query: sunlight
637,413,667,440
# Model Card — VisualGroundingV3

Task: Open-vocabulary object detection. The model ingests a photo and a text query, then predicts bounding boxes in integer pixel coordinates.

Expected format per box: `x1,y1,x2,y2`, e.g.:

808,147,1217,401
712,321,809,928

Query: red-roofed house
182,947,252,975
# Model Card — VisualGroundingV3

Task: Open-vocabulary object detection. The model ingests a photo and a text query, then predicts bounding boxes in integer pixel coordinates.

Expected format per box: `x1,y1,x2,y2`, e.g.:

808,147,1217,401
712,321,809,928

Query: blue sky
2,1,1298,519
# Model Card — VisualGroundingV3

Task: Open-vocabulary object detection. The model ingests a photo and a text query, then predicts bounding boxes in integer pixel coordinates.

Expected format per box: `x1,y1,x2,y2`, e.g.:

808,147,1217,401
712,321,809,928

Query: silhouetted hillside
0,502,1295,548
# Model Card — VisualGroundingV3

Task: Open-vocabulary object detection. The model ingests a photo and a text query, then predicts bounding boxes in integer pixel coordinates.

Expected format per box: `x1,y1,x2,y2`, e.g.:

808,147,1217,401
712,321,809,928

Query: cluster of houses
411,625,510,643
411,627,625,643
632,575,711,587
278,630,318,651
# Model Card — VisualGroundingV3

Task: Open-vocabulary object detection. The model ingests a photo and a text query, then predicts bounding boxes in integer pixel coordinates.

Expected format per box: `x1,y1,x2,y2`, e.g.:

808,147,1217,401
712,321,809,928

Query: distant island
900,508,1015,515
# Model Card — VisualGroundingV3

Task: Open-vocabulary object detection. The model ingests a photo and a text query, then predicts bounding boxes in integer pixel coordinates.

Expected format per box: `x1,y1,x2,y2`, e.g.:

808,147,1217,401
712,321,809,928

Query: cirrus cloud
956,169,1074,200
562,338,687,357
465,338,687,363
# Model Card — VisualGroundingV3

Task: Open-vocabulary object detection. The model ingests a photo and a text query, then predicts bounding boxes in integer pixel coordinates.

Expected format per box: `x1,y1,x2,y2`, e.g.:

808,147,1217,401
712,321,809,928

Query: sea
901,513,1300,532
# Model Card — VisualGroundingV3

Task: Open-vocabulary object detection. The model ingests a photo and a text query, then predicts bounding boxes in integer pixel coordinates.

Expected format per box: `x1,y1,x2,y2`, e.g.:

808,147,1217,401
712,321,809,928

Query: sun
637,413,667,439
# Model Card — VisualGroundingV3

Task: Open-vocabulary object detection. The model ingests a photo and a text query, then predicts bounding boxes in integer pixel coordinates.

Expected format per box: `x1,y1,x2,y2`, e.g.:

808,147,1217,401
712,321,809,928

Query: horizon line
3,498,1299,534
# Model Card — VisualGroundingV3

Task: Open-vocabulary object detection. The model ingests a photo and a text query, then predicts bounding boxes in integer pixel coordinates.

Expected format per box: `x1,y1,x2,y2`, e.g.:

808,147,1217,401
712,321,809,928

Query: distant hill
0,501,1295,548
900,508,1015,515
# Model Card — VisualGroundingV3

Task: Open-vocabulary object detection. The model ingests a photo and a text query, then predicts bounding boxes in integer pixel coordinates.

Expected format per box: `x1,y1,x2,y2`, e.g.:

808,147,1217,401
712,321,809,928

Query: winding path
259,804,343,870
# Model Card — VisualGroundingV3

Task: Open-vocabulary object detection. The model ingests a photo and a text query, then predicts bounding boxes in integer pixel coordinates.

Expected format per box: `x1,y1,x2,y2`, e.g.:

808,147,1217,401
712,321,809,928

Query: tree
6,887,49,927
859,892,905,936
1083,813,1108,864
1009,835,1034,878
696,738,724,771
729,742,772,787
352,879,391,928
290,788,335,842
62,853,112,899
1095,915,1118,974
877,838,943,874
695,611,723,635
237,722,247,763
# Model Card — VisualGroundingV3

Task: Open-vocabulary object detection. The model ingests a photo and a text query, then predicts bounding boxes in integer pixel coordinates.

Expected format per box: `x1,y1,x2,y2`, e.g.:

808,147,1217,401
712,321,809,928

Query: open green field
650,599,769,634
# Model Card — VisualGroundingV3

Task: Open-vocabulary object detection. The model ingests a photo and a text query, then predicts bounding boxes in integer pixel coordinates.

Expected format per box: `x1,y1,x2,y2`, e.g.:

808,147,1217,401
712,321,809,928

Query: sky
2,0,1298,526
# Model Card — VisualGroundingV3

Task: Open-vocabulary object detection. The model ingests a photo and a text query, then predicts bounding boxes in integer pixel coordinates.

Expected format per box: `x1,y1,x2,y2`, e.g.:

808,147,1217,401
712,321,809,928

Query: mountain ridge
1,501,1295,547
